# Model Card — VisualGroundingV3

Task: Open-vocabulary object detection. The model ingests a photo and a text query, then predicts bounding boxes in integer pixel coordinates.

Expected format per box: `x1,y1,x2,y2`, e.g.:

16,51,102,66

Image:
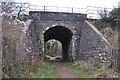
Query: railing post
79,8,81,13
44,6,45,11
72,7,73,13
57,6,58,12
35,5,36,10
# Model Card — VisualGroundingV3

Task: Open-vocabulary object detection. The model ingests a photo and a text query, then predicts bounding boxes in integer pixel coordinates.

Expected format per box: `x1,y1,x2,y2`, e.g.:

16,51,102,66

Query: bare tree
15,3,29,20
1,0,29,20
1,1,30,78
1,0,14,12
98,8,109,18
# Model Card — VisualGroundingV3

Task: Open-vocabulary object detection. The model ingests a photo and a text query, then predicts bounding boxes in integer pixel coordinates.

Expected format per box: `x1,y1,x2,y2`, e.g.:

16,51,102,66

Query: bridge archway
44,26,73,61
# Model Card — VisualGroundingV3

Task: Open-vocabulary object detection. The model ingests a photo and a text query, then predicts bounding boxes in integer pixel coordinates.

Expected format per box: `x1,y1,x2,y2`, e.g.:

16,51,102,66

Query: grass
100,27,118,42
63,61,118,78
30,61,118,78
63,61,95,78
31,61,58,78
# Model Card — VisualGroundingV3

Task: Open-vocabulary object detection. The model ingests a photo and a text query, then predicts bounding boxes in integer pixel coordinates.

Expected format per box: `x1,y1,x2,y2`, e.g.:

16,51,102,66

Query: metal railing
0,2,113,19
30,5,113,19
30,5,86,13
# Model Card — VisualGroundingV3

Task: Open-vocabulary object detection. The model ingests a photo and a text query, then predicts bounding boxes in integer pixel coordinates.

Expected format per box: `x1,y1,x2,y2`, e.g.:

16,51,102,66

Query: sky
14,0,119,19
16,0,120,8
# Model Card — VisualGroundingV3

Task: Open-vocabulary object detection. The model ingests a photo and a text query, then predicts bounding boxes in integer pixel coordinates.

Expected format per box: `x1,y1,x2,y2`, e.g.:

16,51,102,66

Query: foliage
46,40,62,57
2,37,31,78
98,8,109,18
93,19,110,30
93,67,118,78
73,60,99,70
100,27,117,42
92,8,119,42
2,8,34,78
31,62,58,78
1,1,16,13
109,8,120,24
2,60,30,78
93,20,117,42
64,61,118,78
94,8,120,30
1,1,43,78
64,61,95,78
1,1,29,20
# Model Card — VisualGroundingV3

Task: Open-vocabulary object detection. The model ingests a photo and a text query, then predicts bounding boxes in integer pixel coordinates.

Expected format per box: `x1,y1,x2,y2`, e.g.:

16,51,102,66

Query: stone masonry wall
29,11,112,66
77,20,112,66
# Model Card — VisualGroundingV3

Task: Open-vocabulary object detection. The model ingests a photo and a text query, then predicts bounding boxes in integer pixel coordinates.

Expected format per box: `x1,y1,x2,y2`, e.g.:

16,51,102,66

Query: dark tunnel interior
44,26,73,61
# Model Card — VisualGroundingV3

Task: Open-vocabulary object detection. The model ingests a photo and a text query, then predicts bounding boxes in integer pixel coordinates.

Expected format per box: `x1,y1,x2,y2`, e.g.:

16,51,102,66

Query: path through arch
44,26,73,61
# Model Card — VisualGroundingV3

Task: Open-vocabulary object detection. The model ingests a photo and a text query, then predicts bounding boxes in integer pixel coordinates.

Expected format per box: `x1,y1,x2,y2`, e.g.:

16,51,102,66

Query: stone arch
43,24,74,34
44,26,73,61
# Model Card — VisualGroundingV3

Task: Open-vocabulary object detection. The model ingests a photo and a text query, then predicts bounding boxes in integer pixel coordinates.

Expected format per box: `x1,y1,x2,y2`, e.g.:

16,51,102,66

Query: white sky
16,0,120,8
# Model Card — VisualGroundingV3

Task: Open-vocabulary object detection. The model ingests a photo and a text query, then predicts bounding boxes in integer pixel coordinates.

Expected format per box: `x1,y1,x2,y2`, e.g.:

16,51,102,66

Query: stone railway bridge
24,11,112,65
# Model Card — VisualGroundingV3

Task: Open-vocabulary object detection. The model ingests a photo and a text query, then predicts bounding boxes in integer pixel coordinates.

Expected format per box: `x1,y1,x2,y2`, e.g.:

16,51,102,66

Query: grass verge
63,61,118,78
63,62,95,78
30,61,58,78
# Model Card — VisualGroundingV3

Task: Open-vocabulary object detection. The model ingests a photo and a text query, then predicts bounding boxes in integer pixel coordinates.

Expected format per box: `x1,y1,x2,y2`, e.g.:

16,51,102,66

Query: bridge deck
0,2,113,19
29,11,87,21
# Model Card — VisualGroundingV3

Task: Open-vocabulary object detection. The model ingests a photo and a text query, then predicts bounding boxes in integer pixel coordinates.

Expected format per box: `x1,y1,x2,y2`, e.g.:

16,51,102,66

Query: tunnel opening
45,39,62,61
44,26,73,61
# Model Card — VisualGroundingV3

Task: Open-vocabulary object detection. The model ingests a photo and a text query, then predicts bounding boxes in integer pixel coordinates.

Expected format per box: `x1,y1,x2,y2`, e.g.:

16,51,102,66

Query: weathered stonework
77,21,112,66
26,11,112,66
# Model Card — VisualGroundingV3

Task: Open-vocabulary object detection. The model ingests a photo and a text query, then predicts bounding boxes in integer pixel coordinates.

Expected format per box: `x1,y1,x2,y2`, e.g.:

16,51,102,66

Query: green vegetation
45,39,62,57
63,61,118,78
109,8,120,25
93,8,120,42
96,7,120,30
63,61,96,78
3,60,31,78
100,27,117,42
31,62,58,78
